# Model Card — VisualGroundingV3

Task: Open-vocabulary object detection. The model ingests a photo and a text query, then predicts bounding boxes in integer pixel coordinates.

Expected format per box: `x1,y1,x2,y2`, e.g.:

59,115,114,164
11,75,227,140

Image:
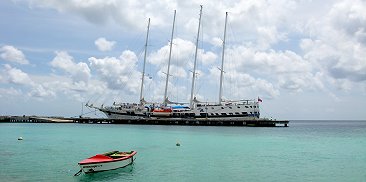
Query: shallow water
1,120,365,181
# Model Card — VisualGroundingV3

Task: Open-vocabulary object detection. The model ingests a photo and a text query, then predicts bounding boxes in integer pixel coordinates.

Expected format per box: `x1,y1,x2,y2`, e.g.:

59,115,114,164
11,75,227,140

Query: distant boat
77,150,137,174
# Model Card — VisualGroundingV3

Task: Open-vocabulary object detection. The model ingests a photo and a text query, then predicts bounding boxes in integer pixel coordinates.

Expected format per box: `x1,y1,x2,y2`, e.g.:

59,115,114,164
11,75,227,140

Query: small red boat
76,150,137,174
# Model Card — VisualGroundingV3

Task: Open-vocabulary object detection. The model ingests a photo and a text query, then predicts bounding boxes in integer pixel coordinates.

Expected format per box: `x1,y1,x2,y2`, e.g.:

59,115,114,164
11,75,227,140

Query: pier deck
1,116,289,127
75,117,288,127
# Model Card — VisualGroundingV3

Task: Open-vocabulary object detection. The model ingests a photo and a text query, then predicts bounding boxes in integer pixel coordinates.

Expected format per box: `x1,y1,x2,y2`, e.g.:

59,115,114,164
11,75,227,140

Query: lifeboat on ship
151,107,173,117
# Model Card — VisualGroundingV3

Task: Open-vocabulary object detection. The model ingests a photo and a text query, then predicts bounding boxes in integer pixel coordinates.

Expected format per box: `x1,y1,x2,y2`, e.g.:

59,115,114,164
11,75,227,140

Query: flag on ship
258,97,263,102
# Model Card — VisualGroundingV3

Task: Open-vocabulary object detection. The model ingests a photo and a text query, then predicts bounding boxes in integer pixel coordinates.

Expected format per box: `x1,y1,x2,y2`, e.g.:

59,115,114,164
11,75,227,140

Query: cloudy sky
0,0,365,120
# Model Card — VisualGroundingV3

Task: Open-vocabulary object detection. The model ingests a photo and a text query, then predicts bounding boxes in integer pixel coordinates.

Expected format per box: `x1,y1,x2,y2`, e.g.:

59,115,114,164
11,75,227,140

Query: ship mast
139,18,150,104
218,12,228,104
190,5,203,109
163,10,176,106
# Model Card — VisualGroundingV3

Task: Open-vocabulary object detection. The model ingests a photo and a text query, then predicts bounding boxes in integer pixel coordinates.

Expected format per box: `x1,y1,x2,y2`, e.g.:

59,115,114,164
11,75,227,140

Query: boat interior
102,151,134,159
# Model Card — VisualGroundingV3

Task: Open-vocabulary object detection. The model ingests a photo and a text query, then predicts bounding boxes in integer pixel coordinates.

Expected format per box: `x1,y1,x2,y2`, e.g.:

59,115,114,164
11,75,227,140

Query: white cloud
219,46,318,94
28,0,177,30
1,64,33,85
329,0,366,43
222,46,310,76
225,71,279,99
157,65,187,79
256,26,287,49
300,0,366,83
210,37,223,47
0,65,60,99
28,84,56,98
50,51,91,84
26,0,296,41
200,50,217,66
28,74,108,101
208,65,279,100
94,37,116,51
0,87,22,98
255,79,280,99
22,1,366,94
0,45,29,65
149,38,195,67
89,50,140,94
149,38,217,72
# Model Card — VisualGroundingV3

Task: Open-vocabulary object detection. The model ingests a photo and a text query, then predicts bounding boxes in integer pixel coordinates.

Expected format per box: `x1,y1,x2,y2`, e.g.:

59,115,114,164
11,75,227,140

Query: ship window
211,113,214,116
237,106,240,108
235,112,240,115
211,107,214,109
221,107,224,109
242,112,248,114
221,113,227,116
254,106,256,108
250,106,252,108
215,113,219,115
229,113,233,115
229,107,232,109
245,106,249,108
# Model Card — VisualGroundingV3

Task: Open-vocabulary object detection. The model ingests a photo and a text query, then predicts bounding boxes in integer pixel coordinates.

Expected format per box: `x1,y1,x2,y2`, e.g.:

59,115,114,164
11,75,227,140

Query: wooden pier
74,117,288,127
0,116,74,123
1,116,288,127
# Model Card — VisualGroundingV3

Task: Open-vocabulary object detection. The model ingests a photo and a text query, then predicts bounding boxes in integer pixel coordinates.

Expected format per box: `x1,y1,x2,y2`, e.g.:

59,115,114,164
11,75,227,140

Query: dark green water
1,120,365,181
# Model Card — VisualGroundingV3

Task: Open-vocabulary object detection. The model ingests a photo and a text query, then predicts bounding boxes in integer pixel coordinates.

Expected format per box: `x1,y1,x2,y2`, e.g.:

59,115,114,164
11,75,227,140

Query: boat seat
110,153,129,158
102,151,119,156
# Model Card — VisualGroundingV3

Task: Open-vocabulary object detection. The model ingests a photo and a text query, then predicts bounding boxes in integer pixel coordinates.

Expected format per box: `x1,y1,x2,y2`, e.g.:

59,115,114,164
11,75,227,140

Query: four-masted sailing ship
87,6,261,120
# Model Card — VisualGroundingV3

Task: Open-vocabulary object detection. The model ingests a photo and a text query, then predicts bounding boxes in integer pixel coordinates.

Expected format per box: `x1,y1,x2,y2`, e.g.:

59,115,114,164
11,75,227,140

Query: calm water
0,120,365,182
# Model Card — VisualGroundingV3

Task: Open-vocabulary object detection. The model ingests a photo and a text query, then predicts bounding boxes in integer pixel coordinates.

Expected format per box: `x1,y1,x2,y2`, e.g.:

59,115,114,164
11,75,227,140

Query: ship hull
100,101,260,120
80,157,134,173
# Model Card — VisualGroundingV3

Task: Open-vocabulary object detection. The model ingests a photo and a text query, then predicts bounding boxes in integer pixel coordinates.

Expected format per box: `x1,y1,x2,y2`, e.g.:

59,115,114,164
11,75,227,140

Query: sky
0,0,365,120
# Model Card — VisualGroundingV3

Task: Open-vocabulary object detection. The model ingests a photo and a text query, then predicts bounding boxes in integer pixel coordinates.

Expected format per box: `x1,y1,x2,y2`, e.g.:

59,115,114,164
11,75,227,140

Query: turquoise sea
0,120,365,182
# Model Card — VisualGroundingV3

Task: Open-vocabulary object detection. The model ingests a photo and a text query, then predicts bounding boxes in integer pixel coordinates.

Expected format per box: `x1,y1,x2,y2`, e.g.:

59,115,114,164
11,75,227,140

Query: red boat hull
78,151,136,173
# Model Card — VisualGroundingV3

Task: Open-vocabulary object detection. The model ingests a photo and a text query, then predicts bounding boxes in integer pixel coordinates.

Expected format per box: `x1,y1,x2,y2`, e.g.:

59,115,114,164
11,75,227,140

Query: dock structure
72,117,289,127
1,116,289,127
0,116,74,123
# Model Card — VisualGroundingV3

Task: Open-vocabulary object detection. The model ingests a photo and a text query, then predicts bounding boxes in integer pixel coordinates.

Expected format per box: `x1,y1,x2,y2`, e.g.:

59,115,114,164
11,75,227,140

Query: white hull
79,157,134,173
100,100,260,119
98,106,147,119
105,113,145,119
